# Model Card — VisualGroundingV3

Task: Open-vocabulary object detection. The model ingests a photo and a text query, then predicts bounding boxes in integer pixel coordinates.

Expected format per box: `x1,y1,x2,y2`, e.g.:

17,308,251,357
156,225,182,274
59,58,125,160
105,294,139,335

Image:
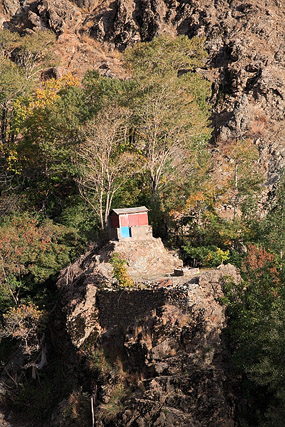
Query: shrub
110,253,134,287
182,244,230,267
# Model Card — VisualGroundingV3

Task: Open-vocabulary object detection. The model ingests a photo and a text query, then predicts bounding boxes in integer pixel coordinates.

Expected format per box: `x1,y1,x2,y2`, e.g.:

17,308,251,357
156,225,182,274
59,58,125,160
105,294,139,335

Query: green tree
124,35,208,79
251,172,285,264
12,74,86,216
224,244,285,425
124,35,211,204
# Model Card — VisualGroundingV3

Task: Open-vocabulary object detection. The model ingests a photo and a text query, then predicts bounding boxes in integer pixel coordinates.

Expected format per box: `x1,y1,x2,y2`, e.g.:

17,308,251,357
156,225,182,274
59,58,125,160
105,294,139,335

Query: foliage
82,70,134,113
0,29,283,427
0,30,57,184
124,35,208,78
250,171,284,264
0,303,45,355
178,206,248,267
124,35,211,208
224,245,285,425
3,30,57,81
0,213,83,311
212,138,263,219
0,29,56,97
87,348,112,375
182,244,230,267
175,137,264,266
110,253,134,288
13,75,84,216
76,105,143,229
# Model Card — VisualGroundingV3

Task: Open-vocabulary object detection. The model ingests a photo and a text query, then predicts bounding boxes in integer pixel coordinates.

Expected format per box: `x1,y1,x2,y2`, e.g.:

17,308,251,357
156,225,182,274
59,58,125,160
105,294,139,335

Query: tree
12,74,85,216
0,30,57,186
76,106,142,229
0,303,45,355
212,138,263,219
0,213,82,312
224,244,285,425
252,172,285,264
124,35,211,206
11,31,56,81
123,35,208,79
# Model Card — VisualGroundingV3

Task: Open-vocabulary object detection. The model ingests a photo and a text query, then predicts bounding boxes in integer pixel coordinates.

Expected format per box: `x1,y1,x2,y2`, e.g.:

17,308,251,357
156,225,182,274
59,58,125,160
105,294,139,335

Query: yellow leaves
32,87,59,108
185,191,206,209
29,73,80,110
6,149,21,174
184,181,215,212
13,73,80,120
4,303,42,326
0,138,22,174
110,252,134,288
205,248,230,264
216,247,230,262
12,72,80,148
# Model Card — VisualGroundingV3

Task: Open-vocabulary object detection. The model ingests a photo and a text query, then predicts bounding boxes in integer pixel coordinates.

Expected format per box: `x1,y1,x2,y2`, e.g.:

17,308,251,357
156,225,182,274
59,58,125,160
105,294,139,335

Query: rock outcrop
52,240,240,426
99,238,183,279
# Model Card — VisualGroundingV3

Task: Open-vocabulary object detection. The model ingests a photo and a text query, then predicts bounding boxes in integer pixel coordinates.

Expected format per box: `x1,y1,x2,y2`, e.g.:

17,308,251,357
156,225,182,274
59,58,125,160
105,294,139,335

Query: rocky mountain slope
1,0,284,188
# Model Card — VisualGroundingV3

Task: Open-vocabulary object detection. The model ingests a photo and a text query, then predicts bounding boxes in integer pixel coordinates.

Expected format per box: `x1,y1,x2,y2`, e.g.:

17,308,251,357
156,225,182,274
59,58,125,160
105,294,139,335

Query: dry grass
248,108,268,136
99,383,125,421
55,30,128,79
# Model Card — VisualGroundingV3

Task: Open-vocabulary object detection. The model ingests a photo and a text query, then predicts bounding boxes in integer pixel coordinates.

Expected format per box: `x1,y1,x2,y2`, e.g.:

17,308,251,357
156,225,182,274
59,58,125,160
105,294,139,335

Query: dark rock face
56,256,240,426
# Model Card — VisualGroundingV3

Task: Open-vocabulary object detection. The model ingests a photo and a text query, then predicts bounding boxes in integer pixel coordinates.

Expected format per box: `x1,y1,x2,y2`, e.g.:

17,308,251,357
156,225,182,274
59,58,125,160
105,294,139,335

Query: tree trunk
233,162,239,219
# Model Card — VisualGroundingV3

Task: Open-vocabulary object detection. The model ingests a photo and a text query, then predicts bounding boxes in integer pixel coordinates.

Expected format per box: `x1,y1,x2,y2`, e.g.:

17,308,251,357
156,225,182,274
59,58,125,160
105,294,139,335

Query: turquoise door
121,226,131,238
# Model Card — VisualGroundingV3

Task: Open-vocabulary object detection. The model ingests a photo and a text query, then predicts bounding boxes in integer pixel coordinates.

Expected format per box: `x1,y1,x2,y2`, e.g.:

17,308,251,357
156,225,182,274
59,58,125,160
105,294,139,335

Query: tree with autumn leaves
77,106,143,229
0,30,57,181
179,137,264,267
0,214,82,312
211,138,263,219
74,36,211,231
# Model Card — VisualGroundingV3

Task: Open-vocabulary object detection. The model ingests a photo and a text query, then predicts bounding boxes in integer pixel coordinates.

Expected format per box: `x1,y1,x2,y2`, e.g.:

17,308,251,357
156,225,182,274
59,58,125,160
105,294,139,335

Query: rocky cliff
1,0,284,188
45,241,240,426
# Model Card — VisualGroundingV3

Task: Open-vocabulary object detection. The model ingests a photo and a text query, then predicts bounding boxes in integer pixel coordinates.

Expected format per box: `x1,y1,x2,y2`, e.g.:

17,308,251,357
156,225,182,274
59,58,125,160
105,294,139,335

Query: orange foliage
242,244,280,284
1,302,44,354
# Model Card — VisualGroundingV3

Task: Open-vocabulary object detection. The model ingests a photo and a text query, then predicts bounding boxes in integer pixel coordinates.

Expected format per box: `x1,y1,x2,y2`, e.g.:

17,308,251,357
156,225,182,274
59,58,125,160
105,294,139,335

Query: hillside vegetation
0,28,284,426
